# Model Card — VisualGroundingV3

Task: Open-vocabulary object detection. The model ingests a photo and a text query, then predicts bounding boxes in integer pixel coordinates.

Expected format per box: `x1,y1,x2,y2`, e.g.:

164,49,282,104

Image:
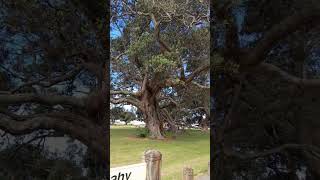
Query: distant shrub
136,127,149,138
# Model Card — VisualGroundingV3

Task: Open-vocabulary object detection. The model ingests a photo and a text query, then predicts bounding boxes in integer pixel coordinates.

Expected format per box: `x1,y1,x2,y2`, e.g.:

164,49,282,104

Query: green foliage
110,106,124,122
135,127,149,138
111,0,209,85
120,111,136,124
127,32,154,59
148,54,177,73
126,31,179,77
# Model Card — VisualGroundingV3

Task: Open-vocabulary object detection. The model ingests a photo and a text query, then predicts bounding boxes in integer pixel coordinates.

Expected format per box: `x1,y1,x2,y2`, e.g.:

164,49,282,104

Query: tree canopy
212,0,320,179
111,0,210,139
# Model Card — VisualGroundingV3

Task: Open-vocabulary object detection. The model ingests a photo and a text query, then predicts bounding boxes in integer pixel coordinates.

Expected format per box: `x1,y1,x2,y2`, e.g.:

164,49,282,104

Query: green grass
110,126,210,180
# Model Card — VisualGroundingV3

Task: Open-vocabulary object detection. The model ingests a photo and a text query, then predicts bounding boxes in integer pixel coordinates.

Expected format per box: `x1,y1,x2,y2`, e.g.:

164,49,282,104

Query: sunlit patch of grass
110,126,210,180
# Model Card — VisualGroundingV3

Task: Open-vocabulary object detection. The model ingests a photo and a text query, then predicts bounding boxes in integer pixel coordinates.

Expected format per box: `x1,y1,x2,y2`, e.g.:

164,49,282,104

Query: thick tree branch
185,63,210,83
191,81,210,89
150,13,172,52
0,107,31,120
141,74,148,93
0,94,86,108
163,63,209,88
241,6,320,68
0,112,106,160
158,96,207,114
110,90,140,97
159,108,178,132
158,96,180,109
12,66,83,93
256,63,320,87
110,96,142,109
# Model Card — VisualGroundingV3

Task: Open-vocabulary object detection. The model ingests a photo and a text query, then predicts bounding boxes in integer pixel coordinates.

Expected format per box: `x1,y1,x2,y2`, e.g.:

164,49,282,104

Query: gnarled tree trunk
161,109,178,134
200,116,209,132
140,89,164,139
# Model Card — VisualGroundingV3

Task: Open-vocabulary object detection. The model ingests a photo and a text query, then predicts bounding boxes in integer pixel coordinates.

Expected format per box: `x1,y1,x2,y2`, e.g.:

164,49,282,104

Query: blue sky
110,28,121,39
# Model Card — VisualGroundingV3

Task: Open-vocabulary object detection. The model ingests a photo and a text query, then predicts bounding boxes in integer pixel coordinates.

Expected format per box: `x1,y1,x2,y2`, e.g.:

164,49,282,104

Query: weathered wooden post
183,166,194,180
144,149,162,180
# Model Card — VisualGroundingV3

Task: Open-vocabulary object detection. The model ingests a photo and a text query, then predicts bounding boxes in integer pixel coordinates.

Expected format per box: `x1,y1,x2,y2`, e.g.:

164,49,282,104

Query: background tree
110,106,124,124
212,0,320,179
111,0,210,139
120,111,136,125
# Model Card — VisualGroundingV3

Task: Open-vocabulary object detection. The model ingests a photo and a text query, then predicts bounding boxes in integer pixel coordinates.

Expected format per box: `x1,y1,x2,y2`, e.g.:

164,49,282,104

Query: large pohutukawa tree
0,0,108,176
111,0,209,139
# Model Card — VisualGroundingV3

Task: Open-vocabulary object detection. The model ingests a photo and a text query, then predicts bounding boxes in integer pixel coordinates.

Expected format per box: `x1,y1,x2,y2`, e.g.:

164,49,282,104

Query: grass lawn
110,125,210,180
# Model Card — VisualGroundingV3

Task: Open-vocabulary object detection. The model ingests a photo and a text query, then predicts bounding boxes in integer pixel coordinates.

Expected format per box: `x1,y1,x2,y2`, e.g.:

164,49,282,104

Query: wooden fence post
183,166,194,180
144,149,162,180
